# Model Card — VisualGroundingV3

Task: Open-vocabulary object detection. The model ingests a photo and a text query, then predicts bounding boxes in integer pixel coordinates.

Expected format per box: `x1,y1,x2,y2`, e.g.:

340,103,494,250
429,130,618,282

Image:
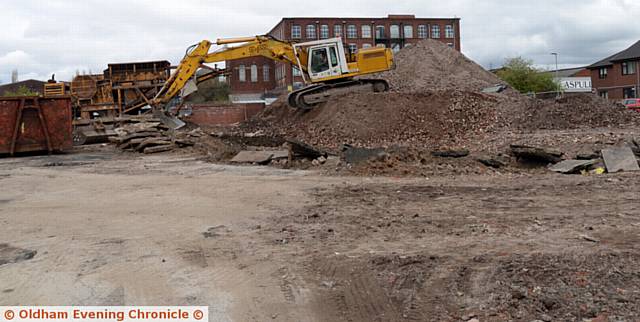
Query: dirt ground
1,143,639,321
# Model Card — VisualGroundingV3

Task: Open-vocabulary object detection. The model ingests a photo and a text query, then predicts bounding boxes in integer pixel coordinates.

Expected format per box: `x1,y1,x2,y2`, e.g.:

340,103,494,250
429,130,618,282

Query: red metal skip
0,96,73,156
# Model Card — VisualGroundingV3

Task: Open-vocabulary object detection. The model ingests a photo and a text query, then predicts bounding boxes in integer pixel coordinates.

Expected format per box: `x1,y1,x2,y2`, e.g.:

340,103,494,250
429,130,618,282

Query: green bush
497,57,560,94
2,85,40,97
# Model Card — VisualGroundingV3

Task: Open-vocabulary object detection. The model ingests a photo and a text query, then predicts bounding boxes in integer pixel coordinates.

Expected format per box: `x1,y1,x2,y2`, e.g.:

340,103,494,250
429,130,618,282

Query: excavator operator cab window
310,48,330,74
329,47,339,67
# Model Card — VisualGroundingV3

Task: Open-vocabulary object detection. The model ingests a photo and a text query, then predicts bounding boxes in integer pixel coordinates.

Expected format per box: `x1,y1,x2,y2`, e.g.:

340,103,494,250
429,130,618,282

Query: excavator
152,35,394,113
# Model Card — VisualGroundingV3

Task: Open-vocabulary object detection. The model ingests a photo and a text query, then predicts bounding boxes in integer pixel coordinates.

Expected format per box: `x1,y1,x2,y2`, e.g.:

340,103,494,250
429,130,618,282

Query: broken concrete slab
431,149,470,158
136,139,173,152
231,151,275,164
143,145,175,154
511,145,563,164
287,140,327,159
549,159,598,174
270,150,290,160
630,138,640,156
602,146,640,173
476,155,507,168
342,145,387,164
116,131,162,144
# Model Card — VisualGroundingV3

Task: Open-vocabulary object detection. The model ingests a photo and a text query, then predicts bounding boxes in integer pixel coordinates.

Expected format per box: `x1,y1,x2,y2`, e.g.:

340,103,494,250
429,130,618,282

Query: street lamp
551,52,559,98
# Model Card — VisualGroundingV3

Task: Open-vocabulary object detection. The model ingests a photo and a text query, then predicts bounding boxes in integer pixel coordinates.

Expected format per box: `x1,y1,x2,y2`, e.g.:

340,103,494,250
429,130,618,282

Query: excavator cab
302,38,350,81
294,38,351,82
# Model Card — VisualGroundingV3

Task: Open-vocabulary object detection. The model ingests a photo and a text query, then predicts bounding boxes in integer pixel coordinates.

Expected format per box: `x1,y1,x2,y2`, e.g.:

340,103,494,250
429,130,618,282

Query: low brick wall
184,103,265,125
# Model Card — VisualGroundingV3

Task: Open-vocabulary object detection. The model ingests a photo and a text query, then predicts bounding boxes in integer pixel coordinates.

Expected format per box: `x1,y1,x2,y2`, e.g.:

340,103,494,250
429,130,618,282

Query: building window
445,25,455,38
306,25,316,39
238,65,246,82
347,25,357,38
362,43,372,49
361,25,372,38
599,90,608,99
348,43,358,54
375,25,385,39
376,43,386,48
292,66,302,77
599,67,608,79
334,25,342,37
320,25,329,39
250,64,258,82
263,65,270,82
417,25,428,39
403,25,413,38
432,25,440,38
390,25,400,39
291,25,301,39
623,87,637,99
622,61,636,75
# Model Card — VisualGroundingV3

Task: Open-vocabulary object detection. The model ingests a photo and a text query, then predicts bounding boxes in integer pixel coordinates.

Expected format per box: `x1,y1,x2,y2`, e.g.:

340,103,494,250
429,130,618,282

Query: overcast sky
1,0,638,83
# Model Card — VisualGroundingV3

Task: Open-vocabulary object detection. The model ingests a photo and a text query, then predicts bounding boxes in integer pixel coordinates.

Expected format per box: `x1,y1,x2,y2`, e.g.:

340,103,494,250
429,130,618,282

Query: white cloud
0,50,32,66
0,0,638,83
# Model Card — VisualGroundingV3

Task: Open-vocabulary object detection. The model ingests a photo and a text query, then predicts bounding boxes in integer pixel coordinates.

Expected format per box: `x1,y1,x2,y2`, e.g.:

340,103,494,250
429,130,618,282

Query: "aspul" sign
557,77,592,93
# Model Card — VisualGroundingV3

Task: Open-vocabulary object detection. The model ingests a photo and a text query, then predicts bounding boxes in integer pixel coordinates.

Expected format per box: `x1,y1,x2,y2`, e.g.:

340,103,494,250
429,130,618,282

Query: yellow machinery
153,35,394,110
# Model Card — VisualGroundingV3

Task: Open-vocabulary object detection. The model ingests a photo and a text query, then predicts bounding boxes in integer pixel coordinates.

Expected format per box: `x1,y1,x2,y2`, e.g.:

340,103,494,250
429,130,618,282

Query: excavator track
288,79,389,110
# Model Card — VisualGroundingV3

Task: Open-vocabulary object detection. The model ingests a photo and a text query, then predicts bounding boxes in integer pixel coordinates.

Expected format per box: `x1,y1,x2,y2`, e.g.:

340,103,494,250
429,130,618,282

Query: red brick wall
590,59,640,100
185,103,265,125
227,57,276,94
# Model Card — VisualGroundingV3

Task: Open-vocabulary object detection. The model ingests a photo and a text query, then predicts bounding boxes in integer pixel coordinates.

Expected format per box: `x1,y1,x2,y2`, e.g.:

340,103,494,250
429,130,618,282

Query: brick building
588,40,640,100
227,14,461,103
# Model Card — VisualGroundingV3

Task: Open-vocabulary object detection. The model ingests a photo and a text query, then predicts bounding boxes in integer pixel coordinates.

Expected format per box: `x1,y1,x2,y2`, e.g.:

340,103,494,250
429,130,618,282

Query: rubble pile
109,121,198,154
511,94,640,130
248,40,640,154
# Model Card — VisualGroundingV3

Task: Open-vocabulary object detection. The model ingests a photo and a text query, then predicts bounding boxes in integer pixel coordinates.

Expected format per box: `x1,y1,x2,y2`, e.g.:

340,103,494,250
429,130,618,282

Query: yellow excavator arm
153,36,307,106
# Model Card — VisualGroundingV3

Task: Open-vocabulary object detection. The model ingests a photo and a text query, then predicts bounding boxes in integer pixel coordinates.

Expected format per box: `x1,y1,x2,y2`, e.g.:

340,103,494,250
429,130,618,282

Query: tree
497,57,559,94
2,85,40,97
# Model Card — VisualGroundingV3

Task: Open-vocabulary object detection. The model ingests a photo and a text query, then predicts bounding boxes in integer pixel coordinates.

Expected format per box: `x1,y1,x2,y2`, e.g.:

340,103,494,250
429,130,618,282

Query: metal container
0,96,73,155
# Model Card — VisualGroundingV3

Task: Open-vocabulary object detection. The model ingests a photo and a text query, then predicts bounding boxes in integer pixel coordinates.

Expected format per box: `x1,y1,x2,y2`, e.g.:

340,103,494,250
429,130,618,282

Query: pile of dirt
512,94,640,130
253,90,514,151
376,39,505,92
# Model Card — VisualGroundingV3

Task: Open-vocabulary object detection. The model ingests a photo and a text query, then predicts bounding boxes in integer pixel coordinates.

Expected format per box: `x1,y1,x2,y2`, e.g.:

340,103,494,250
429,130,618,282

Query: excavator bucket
181,79,199,98
153,109,186,130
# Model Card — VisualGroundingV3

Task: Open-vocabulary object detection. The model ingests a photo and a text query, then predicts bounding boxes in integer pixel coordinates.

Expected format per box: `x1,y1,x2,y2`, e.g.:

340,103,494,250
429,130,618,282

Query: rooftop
588,40,640,69
544,67,588,78
279,14,460,20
